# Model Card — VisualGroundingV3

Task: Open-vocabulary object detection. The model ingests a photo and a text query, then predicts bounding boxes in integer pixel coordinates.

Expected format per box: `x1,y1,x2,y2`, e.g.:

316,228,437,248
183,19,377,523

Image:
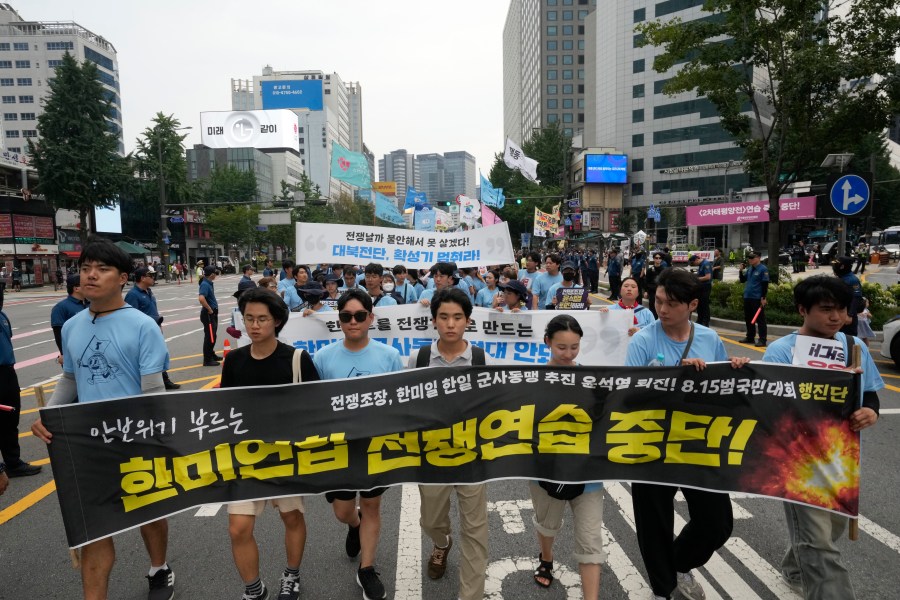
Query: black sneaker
164,379,181,390
345,509,362,558
276,571,300,600
146,566,175,600
755,340,767,347
356,566,386,600
241,585,269,600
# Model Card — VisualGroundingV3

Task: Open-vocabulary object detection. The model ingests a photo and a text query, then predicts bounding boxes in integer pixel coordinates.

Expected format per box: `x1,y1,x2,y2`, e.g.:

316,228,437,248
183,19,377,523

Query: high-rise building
379,149,416,196
0,3,124,155
416,153,444,203
583,1,749,211
503,0,598,144
231,67,364,200
443,151,477,199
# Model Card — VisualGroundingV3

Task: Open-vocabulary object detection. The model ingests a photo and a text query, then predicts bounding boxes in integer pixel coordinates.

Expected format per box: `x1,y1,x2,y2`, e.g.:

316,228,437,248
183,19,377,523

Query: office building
503,0,598,144
416,153,444,203
0,3,123,155
583,1,750,212
379,149,416,196
231,67,365,200
443,151,476,199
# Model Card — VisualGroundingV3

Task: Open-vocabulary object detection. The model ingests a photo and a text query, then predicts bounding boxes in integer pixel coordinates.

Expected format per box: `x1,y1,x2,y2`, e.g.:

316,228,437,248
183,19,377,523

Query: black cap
746,251,760,259
325,274,342,283
561,261,576,271
66,273,81,287
500,279,529,298
297,281,326,296
133,267,155,279
833,256,854,270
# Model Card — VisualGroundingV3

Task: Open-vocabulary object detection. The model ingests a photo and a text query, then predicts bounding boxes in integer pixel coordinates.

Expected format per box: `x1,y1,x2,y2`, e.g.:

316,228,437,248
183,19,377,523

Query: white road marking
194,504,222,517
165,328,203,342
394,484,422,600
860,514,900,555
14,338,54,351
725,537,801,598
603,525,652,599
880,408,900,415
484,557,581,600
487,499,533,534
31,320,49,325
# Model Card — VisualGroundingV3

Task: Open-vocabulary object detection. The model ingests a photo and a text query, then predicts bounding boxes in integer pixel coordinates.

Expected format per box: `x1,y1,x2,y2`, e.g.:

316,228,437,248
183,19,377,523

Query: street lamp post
158,125,191,282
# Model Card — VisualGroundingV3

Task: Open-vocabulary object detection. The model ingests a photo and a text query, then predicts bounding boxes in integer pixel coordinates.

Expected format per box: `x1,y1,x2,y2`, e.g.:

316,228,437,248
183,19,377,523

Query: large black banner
42,363,860,548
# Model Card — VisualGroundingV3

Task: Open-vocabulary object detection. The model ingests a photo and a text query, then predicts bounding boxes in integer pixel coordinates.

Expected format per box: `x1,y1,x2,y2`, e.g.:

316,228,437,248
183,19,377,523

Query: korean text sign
42,362,860,548
296,222,515,268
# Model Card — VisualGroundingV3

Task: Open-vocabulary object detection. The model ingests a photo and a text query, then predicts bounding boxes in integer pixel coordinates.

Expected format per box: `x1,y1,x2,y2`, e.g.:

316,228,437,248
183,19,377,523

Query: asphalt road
1,275,898,599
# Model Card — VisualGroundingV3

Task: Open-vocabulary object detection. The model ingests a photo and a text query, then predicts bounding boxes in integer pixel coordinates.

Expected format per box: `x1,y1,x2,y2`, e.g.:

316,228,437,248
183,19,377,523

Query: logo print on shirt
78,336,121,384
347,366,370,378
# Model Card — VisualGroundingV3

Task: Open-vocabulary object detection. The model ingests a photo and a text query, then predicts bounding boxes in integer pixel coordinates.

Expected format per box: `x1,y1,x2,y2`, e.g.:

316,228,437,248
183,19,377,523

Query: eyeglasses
244,316,272,326
338,310,369,324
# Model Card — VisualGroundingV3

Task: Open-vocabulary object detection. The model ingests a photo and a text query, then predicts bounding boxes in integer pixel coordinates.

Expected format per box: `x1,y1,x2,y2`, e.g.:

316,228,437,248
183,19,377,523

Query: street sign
829,174,870,216
169,216,185,223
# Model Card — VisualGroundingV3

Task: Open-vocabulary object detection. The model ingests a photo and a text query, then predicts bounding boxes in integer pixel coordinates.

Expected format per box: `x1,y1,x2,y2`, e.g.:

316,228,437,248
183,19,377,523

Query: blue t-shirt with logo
313,339,404,380
475,286,501,308
625,320,727,367
532,272,564,309
61,307,170,402
762,331,884,394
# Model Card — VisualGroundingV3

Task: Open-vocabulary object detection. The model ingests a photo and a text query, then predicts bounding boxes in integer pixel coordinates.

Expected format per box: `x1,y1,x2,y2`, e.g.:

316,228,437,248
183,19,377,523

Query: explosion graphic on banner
741,413,859,515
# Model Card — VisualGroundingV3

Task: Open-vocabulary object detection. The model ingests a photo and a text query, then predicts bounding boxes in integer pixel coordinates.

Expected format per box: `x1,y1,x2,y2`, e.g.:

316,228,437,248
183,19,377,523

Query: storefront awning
114,240,149,256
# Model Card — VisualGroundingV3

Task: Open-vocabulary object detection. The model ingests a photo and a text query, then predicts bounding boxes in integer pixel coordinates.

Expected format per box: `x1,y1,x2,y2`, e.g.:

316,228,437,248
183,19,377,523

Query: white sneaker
676,571,706,600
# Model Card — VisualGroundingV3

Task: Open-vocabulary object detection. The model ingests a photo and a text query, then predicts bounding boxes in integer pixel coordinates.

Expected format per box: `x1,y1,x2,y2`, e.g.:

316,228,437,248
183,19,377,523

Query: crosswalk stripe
860,514,900,555
194,504,222,517
602,525,651,598
725,537,801,598
394,484,422,600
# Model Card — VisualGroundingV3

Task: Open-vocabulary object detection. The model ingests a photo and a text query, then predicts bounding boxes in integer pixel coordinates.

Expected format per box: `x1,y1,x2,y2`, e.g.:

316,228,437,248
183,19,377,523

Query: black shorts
325,487,388,503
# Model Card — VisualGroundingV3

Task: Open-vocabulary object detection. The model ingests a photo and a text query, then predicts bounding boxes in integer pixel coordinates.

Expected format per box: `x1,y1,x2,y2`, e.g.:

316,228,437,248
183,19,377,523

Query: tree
487,125,572,239
204,204,262,258
638,1,900,280
195,165,258,204
27,52,130,244
133,113,192,270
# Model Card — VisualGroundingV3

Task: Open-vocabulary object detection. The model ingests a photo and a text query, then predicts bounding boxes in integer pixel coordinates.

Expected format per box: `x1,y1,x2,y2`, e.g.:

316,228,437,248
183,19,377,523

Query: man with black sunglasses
311,288,403,600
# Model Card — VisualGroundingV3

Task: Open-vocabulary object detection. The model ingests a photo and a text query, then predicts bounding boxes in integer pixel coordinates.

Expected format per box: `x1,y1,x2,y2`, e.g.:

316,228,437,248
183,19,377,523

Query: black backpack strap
844,333,855,367
471,344,486,366
415,344,432,368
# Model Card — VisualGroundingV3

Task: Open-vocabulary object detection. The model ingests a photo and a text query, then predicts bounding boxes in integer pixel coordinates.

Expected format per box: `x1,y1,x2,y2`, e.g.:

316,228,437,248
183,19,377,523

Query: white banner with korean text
295,222,515,268
235,304,633,366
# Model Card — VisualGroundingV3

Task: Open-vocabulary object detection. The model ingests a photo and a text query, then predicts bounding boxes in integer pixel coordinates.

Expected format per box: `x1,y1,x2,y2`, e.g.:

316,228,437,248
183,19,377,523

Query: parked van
217,256,237,274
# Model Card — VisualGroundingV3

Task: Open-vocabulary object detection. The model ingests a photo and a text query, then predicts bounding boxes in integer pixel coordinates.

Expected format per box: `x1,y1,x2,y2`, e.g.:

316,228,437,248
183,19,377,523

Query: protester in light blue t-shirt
605,277,653,335
532,254,563,310
475,270,502,308
761,275,882,600
529,314,604,599
310,289,401,600
623,268,748,600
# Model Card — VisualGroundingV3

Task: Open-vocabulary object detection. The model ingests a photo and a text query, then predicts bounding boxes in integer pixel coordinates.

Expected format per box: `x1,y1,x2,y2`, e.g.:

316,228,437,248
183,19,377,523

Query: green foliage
133,113,192,208
638,1,900,281
487,125,571,238
28,52,130,244
195,165,258,204
204,204,261,251
863,282,896,311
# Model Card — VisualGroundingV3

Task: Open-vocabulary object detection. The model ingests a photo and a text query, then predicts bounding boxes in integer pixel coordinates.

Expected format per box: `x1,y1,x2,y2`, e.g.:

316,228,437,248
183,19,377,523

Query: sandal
533,553,554,588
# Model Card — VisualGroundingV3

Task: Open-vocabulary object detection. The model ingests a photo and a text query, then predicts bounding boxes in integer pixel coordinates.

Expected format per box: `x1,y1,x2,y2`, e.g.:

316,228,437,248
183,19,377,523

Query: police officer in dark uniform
832,256,863,337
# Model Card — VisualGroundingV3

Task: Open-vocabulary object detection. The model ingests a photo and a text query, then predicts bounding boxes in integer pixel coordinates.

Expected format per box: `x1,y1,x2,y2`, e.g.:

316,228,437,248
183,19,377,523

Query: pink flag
481,204,502,226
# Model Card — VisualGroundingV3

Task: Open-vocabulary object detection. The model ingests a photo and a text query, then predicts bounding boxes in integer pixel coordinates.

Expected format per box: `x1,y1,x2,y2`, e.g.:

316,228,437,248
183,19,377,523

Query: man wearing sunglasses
312,288,403,600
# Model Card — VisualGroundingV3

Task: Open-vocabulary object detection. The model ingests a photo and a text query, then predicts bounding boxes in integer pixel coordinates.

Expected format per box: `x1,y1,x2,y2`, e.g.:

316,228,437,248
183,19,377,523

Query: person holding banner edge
601,276,654,336
762,275,882,600
625,268,750,600
220,288,320,600
31,237,175,600
311,288,404,600
529,314,605,599
408,288,489,600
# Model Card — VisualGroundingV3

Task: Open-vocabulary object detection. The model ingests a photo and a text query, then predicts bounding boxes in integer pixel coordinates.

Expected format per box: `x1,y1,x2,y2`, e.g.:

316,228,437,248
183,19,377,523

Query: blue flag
480,174,505,209
414,208,436,231
330,142,372,188
375,192,406,226
403,186,429,210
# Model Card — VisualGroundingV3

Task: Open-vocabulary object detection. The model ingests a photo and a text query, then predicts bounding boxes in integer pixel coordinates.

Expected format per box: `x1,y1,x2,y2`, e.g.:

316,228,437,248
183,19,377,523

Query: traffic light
516,198,523,205
444,201,451,207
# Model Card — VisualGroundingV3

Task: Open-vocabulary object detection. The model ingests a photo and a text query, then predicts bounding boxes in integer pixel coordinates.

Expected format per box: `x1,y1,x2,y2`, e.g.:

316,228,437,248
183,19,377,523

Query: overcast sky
24,0,510,178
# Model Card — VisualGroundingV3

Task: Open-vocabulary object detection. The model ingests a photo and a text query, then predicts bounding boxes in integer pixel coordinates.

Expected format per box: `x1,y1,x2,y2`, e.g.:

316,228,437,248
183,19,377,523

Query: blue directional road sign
829,174,870,216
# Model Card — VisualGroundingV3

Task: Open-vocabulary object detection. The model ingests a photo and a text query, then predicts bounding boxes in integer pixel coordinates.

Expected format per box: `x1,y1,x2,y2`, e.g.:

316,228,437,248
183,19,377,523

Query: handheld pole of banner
750,306,762,325
849,342,862,542
33,385,81,567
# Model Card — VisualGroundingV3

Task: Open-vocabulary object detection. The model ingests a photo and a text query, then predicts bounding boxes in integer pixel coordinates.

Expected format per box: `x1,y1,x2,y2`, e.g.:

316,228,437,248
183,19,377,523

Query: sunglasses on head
338,310,369,324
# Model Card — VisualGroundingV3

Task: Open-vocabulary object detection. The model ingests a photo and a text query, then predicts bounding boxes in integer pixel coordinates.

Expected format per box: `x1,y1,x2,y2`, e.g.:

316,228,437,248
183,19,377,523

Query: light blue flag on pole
480,174,505,209
403,186,429,210
330,141,372,188
414,208,436,231
375,192,406,226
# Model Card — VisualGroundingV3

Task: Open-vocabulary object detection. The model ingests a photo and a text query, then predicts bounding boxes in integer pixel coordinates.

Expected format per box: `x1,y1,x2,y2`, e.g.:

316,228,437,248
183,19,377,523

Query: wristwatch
0,462,6,475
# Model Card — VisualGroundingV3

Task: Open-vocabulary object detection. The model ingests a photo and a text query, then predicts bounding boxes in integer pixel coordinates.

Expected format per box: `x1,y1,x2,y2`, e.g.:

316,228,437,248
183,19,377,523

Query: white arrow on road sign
841,179,865,212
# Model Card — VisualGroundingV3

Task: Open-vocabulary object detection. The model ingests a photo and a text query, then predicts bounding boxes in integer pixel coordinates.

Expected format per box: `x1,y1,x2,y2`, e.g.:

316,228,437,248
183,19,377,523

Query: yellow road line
885,383,900,393
0,480,57,525
200,376,221,390
721,337,767,353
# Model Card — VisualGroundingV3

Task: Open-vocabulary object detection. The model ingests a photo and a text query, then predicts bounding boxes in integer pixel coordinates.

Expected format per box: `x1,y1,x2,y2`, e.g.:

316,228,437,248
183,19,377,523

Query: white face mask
382,283,395,292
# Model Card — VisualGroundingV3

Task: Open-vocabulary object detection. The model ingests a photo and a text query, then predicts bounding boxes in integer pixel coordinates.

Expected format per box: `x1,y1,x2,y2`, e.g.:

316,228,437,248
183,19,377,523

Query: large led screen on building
584,154,628,184
260,79,324,110
200,110,300,150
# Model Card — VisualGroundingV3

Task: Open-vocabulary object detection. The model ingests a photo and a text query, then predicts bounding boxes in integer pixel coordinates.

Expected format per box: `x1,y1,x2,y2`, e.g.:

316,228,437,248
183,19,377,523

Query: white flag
504,138,540,184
